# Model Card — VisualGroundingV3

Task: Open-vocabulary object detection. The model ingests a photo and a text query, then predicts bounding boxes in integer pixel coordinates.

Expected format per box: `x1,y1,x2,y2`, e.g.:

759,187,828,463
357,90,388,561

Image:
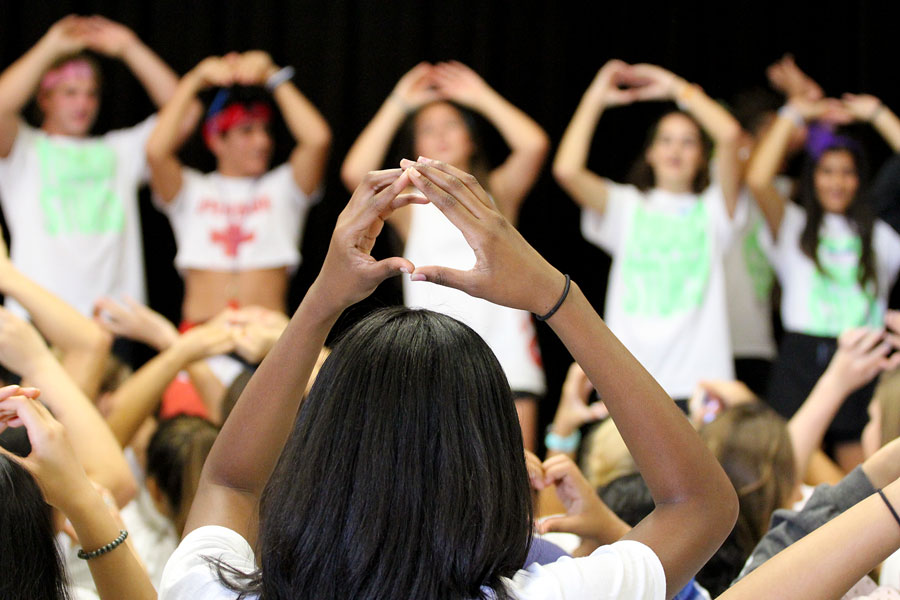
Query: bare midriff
182,267,288,323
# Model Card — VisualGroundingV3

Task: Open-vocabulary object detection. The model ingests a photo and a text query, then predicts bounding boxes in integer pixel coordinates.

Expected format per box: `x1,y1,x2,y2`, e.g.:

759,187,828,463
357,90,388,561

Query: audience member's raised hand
80,15,138,59
824,321,900,396
94,296,179,351
536,455,630,545
310,168,426,316
0,306,52,378
767,54,824,102
403,158,564,315
550,362,606,438
389,62,440,112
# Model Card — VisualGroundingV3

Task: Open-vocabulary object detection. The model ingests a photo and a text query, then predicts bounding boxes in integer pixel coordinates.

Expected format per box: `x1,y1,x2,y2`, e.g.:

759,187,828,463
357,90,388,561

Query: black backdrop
2,1,899,429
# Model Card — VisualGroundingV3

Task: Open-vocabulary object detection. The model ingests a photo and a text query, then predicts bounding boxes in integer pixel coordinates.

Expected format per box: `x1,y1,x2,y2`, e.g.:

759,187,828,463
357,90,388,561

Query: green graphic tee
806,234,879,335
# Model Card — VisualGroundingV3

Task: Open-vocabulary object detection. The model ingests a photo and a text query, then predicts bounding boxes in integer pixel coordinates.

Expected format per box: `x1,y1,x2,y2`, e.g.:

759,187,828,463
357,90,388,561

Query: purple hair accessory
805,122,862,162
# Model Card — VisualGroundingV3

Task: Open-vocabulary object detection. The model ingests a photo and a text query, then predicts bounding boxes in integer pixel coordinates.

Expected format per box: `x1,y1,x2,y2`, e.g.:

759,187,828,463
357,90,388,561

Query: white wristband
778,104,805,127
265,66,295,92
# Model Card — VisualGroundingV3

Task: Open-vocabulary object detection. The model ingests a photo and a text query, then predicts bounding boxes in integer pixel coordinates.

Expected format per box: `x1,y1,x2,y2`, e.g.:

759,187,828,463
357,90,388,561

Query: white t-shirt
154,164,320,272
723,183,789,360
403,202,546,395
158,525,665,600
581,181,739,399
0,117,155,317
759,202,900,337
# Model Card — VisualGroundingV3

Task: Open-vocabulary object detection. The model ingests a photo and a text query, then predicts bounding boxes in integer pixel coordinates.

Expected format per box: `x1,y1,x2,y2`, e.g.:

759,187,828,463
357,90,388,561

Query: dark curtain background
1,0,898,432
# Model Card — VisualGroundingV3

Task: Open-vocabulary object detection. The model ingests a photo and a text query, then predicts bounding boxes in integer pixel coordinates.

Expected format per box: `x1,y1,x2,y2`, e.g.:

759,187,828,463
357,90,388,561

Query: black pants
766,332,874,445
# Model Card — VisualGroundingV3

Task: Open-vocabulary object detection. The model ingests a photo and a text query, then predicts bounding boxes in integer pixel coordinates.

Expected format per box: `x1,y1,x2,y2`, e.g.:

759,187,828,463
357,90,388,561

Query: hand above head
842,93,885,123
79,15,139,59
0,306,52,378
308,168,427,317
188,55,237,90
585,59,638,107
93,296,179,351
403,157,564,315
40,15,90,56
430,61,493,109
767,54,824,102
233,50,278,86
390,62,441,111
787,96,854,125
173,322,236,364
0,390,94,513
625,63,687,102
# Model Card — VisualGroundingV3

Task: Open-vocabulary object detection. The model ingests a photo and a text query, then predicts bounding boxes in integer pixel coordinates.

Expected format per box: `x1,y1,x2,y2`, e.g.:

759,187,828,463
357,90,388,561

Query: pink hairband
40,60,94,91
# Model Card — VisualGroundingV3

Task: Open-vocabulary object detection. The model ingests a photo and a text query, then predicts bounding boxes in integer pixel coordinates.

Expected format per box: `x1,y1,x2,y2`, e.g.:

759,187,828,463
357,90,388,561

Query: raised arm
0,392,155,600
788,324,900,482
628,63,743,217
146,56,234,203
405,157,738,599
340,63,439,192
0,237,111,398
104,323,234,447
183,168,422,541
552,60,634,214
231,51,331,195
0,16,88,157
431,61,549,225
0,308,135,506
843,93,900,153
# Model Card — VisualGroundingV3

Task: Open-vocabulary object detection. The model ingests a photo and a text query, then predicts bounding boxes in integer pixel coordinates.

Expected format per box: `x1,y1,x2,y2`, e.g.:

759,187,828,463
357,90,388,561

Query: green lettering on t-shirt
621,201,710,317
36,137,123,235
743,220,774,301
807,234,879,335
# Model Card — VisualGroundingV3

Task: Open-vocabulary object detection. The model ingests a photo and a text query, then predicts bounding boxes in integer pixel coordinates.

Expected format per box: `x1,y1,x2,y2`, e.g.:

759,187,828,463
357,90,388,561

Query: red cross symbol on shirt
211,224,255,257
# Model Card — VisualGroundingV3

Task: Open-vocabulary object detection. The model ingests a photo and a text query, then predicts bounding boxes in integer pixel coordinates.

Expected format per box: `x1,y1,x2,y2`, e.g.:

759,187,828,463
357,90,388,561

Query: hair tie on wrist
675,83,698,111
535,274,571,322
878,489,900,531
544,426,582,453
869,102,886,123
77,530,128,560
778,104,805,128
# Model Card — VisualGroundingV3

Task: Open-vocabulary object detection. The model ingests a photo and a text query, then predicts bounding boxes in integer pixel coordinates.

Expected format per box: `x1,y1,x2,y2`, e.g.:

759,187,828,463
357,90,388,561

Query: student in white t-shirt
553,60,743,403
340,61,550,448
158,163,737,600
146,51,331,325
0,15,195,318
746,92,900,469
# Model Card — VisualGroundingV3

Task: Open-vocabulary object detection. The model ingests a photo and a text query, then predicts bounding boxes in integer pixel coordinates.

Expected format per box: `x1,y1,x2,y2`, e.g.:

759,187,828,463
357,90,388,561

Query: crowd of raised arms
5,13,900,600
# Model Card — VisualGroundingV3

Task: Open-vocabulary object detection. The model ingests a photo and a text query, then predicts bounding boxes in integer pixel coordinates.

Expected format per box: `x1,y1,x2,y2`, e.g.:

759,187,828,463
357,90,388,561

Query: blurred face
814,149,859,214
645,113,704,192
413,102,475,169
38,73,100,137
212,120,273,177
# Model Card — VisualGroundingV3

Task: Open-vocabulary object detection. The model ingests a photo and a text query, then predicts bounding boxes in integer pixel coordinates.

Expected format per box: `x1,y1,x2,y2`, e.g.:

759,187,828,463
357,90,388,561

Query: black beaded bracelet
878,489,900,531
77,530,128,560
535,274,571,322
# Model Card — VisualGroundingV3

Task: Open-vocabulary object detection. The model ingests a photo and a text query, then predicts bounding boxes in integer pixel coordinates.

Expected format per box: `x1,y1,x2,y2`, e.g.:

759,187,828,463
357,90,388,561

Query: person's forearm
185,361,227,424
64,485,156,600
24,353,136,506
746,111,794,193
547,283,736,597
0,35,60,118
146,70,201,161
199,281,338,496
273,80,331,151
552,90,609,212
340,97,408,191
106,342,197,447
871,104,900,153
0,265,111,396
788,371,850,484
473,87,548,160
119,38,180,108
722,479,900,599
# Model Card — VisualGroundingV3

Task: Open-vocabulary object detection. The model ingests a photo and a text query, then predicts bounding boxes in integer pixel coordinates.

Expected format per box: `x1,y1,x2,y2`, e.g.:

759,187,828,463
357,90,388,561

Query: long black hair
217,307,532,599
0,455,70,600
797,141,877,289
